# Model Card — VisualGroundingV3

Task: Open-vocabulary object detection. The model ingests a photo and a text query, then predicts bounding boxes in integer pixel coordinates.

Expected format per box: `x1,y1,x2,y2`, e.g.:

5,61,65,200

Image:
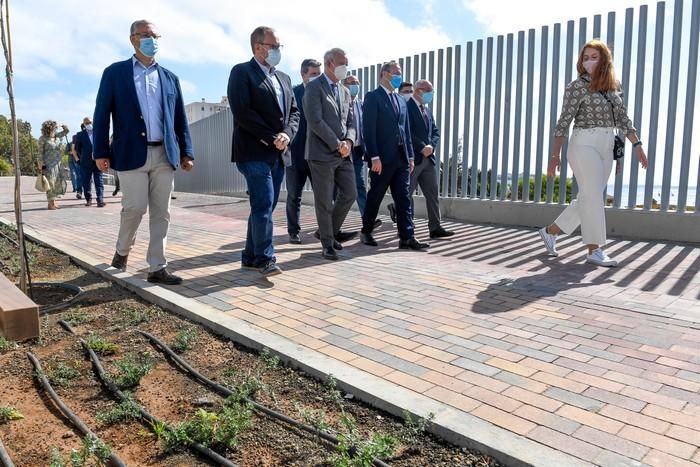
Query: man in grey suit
304,48,357,260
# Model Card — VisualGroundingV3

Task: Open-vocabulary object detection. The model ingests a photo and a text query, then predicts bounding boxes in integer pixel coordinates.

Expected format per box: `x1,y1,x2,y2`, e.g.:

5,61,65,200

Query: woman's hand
636,146,648,170
547,155,560,177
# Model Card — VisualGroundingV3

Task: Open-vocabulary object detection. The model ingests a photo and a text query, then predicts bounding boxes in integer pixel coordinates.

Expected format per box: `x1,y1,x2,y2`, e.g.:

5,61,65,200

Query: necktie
420,105,430,130
331,83,341,110
390,92,399,116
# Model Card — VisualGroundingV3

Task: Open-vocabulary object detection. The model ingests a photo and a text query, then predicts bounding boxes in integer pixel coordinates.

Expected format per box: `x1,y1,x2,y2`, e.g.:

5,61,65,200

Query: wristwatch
632,141,643,148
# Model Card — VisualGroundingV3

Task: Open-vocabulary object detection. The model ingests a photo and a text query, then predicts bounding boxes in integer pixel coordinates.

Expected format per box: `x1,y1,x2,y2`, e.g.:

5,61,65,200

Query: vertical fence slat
404,56,412,85
413,54,420,83
370,64,377,92
450,45,462,197
490,36,504,200
593,14,602,37
442,47,454,196
435,49,445,177
615,9,632,208
421,52,427,78
660,0,683,211
628,6,647,208
546,23,561,203
679,0,699,212
644,2,665,210
511,32,524,201
522,29,536,202
559,20,575,204
470,40,483,198
462,42,473,197
480,37,494,199
534,26,549,202
500,34,514,200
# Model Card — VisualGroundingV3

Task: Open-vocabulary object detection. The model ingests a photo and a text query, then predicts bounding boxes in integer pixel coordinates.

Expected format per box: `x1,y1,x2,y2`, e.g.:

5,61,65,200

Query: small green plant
63,309,92,326
48,435,112,467
293,401,331,433
324,374,345,409
331,413,398,467
400,410,435,445
0,406,24,423
259,347,281,369
120,304,159,325
230,374,263,402
109,354,153,389
48,361,81,387
95,399,140,425
171,327,198,354
49,447,64,467
0,335,16,353
150,419,168,440
221,367,237,380
86,333,120,356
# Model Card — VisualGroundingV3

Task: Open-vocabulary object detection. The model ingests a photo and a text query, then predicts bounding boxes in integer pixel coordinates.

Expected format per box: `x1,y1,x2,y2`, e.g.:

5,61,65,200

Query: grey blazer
303,74,356,162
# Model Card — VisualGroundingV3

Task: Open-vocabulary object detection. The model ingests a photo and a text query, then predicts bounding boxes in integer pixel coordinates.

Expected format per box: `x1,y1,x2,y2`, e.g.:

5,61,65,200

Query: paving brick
514,404,581,435
593,450,648,467
622,386,687,411
519,357,571,377
544,387,606,412
502,386,563,412
642,371,700,393
619,425,697,460
642,450,699,467
528,426,602,462
317,344,358,362
470,404,536,436
457,370,511,393
573,425,649,460
509,345,559,363
665,425,700,447
415,356,463,377
602,370,663,392
424,385,481,413
502,334,549,350
583,387,647,412
657,385,700,407
477,345,526,363
440,334,482,350
470,334,513,350
676,370,700,384
463,386,523,413
384,370,434,394
554,357,608,377
556,404,625,434
485,357,537,377
641,405,698,430
533,372,588,393
422,370,473,393
452,358,500,376
598,405,670,434
348,356,394,377
445,345,491,362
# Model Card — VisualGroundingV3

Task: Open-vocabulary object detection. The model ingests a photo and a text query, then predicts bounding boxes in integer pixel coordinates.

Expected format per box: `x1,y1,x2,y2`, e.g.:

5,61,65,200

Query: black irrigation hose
26,352,126,467
35,282,84,314
0,437,14,467
77,337,237,467
137,330,392,467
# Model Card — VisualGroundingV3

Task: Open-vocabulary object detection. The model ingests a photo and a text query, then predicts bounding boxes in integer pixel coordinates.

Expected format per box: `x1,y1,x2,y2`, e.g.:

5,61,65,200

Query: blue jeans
81,161,104,201
285,160,312,235
69,158,82,193
237,159,285,267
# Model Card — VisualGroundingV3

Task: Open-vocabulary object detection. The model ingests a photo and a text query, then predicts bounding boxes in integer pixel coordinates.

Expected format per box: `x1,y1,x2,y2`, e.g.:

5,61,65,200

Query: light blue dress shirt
132,56,164,142
255,58,285,114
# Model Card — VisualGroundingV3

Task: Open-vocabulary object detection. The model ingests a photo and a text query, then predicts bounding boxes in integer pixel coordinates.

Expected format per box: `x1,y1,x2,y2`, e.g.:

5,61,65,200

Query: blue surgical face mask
139,37,159,57
266,48,282,67
421,91,434,104
390,74,402,89
348,84,360,97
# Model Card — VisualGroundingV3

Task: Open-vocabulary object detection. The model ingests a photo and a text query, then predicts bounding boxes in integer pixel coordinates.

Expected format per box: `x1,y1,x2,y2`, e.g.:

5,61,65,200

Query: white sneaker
539,227,558,257
586,248,618,267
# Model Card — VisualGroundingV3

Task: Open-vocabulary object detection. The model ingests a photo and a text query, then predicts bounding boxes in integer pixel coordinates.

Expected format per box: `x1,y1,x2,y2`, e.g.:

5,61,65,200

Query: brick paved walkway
2,177,699,466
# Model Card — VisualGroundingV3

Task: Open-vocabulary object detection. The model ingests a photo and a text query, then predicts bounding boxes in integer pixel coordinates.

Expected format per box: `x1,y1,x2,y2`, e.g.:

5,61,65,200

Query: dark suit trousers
309,157,357,248
285,160,312,235
81,161,104,201
352,147,367,215
362,157,414,241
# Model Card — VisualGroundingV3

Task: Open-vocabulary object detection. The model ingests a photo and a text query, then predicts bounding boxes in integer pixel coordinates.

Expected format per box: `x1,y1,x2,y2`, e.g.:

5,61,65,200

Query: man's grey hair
414,79,432,89
342,75,359,85
130,20,153,35
250,26,275,53
323,48,346,66
380,60,399,75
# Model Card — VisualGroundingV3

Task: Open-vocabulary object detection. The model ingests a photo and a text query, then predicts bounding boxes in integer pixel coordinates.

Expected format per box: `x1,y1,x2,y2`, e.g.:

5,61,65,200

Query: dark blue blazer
289,83,307,167
227,58,300,165
93,57,193,171
361,87,412,167
74,130,95,167
406,98,440,165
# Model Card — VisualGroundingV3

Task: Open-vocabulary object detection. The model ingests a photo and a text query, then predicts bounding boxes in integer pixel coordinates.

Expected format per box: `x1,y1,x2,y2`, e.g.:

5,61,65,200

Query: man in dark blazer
228,26,300,277
304,48,357,260
406,79,454,239
93,19,194,285
286,58,321,245
360,61,429,250
74,117,104,207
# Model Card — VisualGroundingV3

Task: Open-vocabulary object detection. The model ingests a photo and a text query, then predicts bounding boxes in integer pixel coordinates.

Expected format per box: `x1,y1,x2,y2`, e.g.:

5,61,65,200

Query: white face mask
333,64,348,81
582,59,598,75
85,124,93,131
401,92,413,102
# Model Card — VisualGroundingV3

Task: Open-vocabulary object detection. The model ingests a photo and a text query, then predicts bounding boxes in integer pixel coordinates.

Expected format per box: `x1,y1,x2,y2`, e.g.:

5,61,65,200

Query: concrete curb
3,216,593,467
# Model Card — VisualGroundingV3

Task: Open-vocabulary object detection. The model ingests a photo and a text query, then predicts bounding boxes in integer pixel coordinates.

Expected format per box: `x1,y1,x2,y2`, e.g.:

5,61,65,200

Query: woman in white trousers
540,39,648,267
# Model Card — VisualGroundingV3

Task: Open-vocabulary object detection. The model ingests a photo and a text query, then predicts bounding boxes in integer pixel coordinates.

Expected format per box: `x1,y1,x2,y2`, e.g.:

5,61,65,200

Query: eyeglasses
258,42,283,50
132,32,162,39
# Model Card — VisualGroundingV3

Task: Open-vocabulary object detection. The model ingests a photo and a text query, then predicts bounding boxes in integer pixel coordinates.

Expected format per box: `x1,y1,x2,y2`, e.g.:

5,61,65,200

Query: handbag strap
599,91,618,129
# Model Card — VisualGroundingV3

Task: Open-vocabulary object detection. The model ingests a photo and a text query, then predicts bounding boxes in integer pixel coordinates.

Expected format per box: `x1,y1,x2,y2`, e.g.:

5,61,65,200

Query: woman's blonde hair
577,39,617,92
40,120,57,137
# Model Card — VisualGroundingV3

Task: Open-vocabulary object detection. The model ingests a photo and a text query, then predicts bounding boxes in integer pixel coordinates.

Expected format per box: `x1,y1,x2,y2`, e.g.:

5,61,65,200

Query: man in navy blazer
360,61,429,250
285,58,321,245
228,26,300,277
93,20,194,285
74,117,104,207
406,79,454,239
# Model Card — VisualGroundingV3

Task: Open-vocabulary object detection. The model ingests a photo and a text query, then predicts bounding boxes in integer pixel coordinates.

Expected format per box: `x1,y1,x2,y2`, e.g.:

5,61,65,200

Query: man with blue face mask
93,19,194,285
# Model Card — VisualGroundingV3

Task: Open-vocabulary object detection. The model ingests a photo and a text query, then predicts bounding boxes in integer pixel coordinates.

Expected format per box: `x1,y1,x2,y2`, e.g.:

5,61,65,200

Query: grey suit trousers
410,159,441,232
308,157,357,248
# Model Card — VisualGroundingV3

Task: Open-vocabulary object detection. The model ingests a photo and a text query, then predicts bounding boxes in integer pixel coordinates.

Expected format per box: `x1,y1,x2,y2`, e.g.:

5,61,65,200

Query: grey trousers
410,159,442,232
308,157,357,248
115,146,174,272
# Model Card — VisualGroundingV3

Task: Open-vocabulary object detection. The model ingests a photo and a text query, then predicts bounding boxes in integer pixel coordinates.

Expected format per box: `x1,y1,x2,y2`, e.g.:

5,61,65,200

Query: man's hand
371,159,382,175
181,156,194,172
273,132,290,151
409,159,415,174
338,141,351,158
96,158,110,172
421,145,433,157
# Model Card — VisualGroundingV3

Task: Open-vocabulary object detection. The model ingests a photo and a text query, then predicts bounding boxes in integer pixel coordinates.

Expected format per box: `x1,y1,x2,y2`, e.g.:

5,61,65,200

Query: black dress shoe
373,219,382,229
334,230,357,243
97,200,106,208
289,233,301,244
360,232,378,246
387,203,397,223
313,230,321,240
147,268,183,285
430,227,455,239
322,246,338,260
399,238,430,250
333,240,343,250
111,252,128,270
112,189,119,197
85,200,93,206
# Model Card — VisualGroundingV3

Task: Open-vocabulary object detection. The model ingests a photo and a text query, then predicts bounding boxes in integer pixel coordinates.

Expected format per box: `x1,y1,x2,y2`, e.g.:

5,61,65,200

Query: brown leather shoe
111,252,128,270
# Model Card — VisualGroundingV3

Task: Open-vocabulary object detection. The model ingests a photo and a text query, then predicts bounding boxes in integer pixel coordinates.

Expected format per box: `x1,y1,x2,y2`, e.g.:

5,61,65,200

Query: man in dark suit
74,117,104,207
286,58,321,245
360,61,429,250
304,48,357,260
406,79,454,239
93,19,194,285
228,26,300,277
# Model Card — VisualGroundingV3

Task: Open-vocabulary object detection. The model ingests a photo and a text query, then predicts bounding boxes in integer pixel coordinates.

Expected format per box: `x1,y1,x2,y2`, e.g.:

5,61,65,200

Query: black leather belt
146,141,163,146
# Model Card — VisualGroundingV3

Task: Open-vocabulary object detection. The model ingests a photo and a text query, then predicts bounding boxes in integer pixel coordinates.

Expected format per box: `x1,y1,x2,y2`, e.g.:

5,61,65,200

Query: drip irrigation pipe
35,282,84,314
0,438,14,467
137,330,392,467
26,352,126,467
